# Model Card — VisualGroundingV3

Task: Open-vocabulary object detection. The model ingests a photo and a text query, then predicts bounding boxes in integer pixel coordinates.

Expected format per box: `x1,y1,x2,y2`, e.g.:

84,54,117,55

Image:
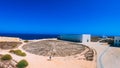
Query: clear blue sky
0,0,120,35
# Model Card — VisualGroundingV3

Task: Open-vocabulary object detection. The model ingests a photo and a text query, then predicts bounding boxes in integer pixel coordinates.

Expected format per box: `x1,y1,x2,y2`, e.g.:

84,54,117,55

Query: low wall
0,37,21,42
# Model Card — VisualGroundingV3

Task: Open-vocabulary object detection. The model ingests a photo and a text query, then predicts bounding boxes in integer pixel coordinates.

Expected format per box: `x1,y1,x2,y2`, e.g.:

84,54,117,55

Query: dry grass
0,42,22,49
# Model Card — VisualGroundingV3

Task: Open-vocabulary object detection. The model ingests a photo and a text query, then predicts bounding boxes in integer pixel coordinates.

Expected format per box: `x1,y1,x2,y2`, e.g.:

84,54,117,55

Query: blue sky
0,0,120,35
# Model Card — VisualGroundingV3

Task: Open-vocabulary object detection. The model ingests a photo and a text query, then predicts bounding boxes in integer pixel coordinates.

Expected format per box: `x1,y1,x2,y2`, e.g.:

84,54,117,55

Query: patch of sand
22,40,96,68
0,39,96,68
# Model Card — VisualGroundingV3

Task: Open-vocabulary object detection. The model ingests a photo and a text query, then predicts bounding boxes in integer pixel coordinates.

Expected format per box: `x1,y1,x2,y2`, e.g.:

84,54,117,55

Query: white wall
58,34,91,43
114,37,120,46
82,34,91,43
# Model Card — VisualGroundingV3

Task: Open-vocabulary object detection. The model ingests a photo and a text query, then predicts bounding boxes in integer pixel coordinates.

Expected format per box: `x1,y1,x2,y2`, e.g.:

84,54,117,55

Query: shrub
9,50,15,53
24,40,29,43
1,54,12,60
14,50,22,55
9,50,26,57
16,59,28,68
20,53,26,56
12,44,17,48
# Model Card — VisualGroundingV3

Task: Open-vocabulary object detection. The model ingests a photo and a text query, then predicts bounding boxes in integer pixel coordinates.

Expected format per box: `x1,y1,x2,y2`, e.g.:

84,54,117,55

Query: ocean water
0,33,82,42
0,33,59,40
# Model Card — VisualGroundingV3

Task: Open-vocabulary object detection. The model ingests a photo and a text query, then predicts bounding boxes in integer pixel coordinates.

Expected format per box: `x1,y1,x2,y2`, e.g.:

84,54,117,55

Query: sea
0,33,83,42
0,33,59,40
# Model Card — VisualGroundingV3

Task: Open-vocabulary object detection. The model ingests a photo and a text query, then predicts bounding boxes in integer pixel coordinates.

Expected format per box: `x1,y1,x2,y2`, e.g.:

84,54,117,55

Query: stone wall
0,37,21,42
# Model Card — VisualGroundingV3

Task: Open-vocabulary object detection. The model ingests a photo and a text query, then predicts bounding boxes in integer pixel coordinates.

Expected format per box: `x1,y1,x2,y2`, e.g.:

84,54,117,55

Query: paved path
98,46,109,68
81,42,110,68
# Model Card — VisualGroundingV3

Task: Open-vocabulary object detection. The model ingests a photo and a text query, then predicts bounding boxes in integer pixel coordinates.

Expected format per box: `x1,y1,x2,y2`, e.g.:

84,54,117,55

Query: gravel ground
22,40,91,57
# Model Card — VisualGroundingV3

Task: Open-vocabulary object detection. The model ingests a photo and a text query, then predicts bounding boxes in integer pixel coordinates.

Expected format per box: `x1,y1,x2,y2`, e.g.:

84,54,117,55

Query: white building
59,34,91,43
82,34,91,43
114,36,120,46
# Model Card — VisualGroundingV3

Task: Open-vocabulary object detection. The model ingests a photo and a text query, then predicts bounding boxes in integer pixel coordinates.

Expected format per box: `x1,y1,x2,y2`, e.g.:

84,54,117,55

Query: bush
9,50,26,57
1,54,12,60
14,50,22,54
20,53,26,56
24,40,29,43
12,44,17,48
9,50,14,53
16,59,28,68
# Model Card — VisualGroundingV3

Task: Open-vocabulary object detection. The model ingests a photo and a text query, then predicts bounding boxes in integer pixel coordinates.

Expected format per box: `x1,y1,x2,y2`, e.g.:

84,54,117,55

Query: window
87,39,89,42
